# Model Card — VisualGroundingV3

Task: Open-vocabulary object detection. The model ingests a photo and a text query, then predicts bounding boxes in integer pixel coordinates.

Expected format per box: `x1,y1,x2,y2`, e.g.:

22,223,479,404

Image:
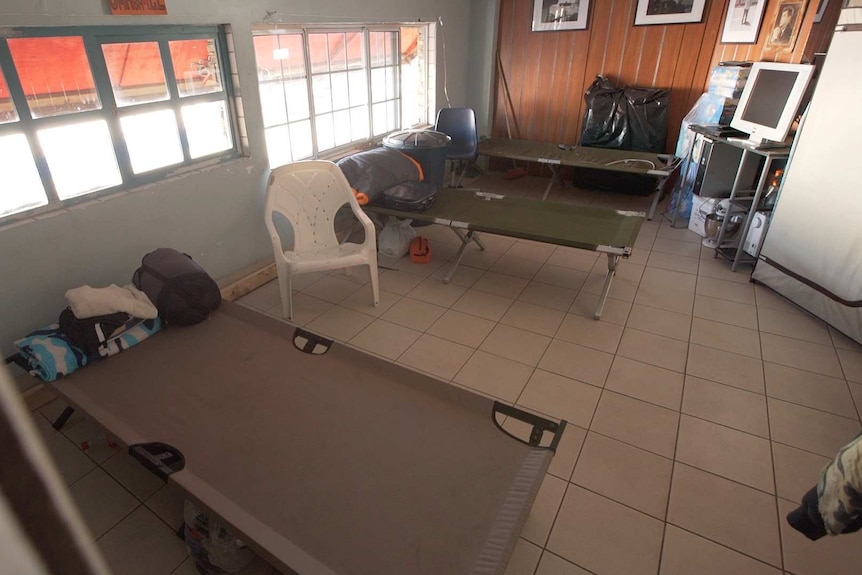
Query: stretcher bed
476,137,681,219
35,302,565,575
366,188,645,319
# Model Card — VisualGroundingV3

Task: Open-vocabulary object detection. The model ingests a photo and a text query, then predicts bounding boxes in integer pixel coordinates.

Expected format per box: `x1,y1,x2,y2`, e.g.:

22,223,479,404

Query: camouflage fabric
818,432,862,535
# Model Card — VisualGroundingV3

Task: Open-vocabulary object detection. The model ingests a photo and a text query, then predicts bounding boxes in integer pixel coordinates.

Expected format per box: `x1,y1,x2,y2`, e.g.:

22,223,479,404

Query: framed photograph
814,0,829,22
721,0,768,43
532,0,590,31
634,0,707,25
765,0,806,52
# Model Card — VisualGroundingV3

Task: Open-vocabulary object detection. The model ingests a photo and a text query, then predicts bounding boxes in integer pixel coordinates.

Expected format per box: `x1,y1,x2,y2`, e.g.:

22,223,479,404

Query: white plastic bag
184,500,255,574
378,217,416,258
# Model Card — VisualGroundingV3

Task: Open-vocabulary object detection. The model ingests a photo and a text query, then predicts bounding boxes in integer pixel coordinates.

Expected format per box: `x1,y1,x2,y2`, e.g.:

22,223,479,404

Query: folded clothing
15,317,163,382
65,284,158,320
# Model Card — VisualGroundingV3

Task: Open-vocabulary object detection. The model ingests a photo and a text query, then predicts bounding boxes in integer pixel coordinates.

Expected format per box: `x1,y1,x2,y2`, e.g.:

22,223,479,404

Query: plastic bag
580,75,669,153
581,76,627,149
378,217,416,258
184,500,255,574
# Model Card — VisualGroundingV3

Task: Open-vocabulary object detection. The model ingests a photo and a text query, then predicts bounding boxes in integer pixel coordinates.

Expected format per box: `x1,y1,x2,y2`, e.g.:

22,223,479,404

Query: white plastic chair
264,160,379,320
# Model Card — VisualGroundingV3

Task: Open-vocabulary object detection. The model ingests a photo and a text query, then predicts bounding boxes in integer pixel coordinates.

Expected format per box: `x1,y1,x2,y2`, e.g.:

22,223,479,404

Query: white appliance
752,28,862,343
743,211,769,257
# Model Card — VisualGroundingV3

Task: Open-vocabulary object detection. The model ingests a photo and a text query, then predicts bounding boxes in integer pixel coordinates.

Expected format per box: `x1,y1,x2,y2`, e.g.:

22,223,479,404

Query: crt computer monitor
729,62,815,145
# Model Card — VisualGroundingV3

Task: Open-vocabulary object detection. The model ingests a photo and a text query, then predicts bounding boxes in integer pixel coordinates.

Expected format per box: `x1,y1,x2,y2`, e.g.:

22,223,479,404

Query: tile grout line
654,281,694,575
763,342,788,575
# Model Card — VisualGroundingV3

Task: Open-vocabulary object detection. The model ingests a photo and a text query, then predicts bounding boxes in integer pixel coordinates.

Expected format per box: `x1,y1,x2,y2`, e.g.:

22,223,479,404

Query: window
253,23,435,167
0,26,237,221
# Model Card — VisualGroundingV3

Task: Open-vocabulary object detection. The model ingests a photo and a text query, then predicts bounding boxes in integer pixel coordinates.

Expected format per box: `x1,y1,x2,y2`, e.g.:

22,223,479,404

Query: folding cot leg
647,179,664,221
541,164,563,201
594,253,619,320
52,406,76,430
444,228,483,284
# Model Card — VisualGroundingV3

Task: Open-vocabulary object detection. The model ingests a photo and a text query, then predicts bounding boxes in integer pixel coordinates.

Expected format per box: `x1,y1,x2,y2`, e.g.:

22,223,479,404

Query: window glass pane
308,34,329,74
38,120,121,199
331,72,349,111
290,120,313,160
369,31,397,67
8,36,101,118
169,39,223,97
120,109,183,174
265,125,291,168
386,99,399,132
0,69,18,123
312,75,332,114
350,106,369,141
372,102,387,136
182,100,233,158
348,70,368,107
346,33,363,70
385,66,398,100
259,82,288,127
103,42,169,107
328,33,347,72
254,34,305,82
285,78,310,122
254,35,280,81
278,35,306,79
371,68,386,103
371,100,398,134
316,113,335,152
333,109,351,147
369,32,384,67
0,134,46,216
385,31,396,65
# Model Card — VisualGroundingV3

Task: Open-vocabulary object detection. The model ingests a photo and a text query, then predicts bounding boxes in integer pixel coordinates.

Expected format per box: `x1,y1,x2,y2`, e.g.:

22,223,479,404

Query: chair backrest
435,107,478,160
264,160,367,254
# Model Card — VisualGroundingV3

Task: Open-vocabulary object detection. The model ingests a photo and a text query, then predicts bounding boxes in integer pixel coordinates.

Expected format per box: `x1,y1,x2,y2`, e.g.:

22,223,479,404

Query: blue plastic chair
435,107,480,188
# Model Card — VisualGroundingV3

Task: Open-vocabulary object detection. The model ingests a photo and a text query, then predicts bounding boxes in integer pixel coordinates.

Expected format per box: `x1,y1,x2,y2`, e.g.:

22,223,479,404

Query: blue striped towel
15,317,163,382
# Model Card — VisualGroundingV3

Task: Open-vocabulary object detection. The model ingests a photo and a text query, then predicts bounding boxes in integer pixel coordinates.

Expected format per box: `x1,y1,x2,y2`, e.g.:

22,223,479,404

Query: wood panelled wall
711,0,844,65
492,0,841,156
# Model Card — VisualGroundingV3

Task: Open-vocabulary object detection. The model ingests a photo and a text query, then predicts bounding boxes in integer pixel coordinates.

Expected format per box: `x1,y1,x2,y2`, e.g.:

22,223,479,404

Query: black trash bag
579,75,670,153
580,76,628,149
575,76,670,195
625,86,670,154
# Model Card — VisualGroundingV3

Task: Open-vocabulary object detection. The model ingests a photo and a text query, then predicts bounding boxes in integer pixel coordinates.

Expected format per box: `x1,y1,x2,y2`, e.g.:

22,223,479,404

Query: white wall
0,0,498,384
467,0,500,137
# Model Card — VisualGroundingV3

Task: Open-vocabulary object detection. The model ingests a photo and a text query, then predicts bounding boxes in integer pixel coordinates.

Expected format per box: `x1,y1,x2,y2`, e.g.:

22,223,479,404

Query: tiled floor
28,171,862,575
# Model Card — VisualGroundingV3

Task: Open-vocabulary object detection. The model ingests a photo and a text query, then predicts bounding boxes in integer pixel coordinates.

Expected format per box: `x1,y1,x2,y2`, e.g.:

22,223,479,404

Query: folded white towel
65,284,158,319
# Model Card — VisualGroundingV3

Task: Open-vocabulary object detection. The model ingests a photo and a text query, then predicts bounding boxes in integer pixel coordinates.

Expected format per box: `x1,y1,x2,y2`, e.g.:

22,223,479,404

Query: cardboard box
688,195,718,237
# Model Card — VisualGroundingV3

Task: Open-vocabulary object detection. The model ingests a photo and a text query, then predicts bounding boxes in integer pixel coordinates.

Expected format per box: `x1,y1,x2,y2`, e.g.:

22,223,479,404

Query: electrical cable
604,158,656,169
438,16,450,108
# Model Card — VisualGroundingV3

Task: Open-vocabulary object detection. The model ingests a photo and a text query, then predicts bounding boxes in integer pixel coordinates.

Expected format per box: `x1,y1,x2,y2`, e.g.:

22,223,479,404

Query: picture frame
814,0,829,22
764,0,807,53
532,0,590,31
721,0,768,43
633,0,707,25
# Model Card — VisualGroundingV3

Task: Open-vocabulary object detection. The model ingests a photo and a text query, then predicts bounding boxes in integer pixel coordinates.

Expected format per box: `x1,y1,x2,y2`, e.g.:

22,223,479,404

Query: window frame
0,25,239,223
253,22,434,165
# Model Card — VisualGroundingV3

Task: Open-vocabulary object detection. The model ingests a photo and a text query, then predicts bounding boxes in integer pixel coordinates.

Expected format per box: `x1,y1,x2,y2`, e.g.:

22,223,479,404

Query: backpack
132,248,221,326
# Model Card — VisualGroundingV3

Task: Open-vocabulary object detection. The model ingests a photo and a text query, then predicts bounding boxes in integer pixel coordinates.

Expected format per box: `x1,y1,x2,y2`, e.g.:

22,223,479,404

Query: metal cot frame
367,188,645,319
476,137,681,220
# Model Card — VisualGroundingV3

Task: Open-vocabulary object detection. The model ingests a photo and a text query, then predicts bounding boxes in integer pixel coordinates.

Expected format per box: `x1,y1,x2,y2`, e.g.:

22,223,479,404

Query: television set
729,61,815,147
